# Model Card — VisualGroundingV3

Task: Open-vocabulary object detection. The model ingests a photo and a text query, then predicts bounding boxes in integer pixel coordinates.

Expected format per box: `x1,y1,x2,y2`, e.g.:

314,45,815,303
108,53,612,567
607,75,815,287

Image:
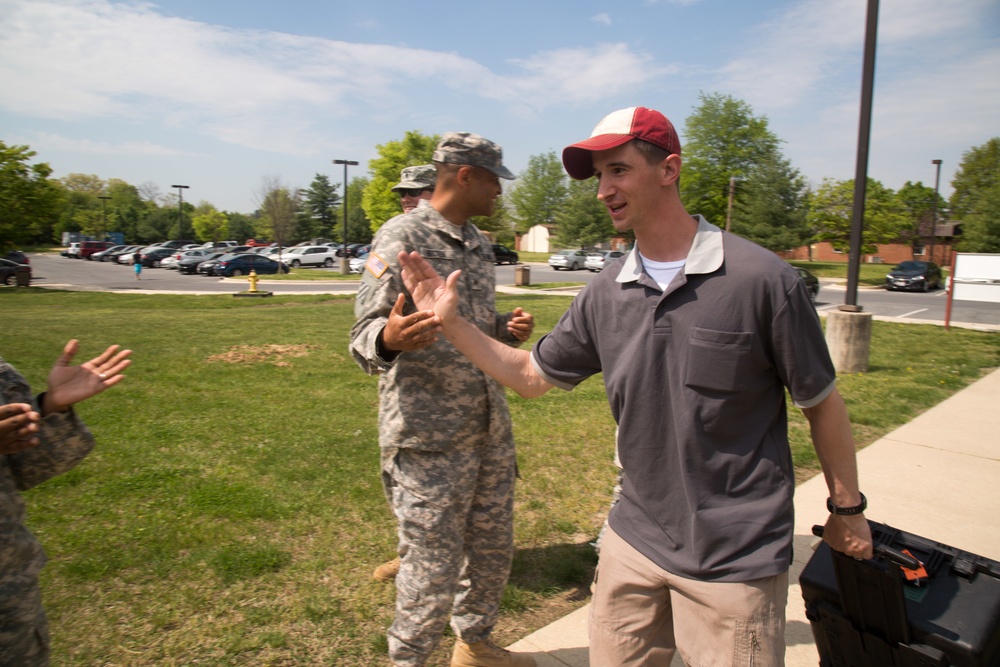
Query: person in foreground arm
804,387,873,557
1,339,131,667
398,250,551,398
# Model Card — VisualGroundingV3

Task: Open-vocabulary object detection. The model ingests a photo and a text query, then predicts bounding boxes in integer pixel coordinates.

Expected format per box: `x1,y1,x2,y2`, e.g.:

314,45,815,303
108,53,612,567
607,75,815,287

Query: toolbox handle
811,525,921,570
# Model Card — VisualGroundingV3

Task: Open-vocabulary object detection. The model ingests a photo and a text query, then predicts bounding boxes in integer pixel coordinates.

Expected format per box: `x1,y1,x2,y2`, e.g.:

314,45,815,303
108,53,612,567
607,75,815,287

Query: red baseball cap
562,106,682,180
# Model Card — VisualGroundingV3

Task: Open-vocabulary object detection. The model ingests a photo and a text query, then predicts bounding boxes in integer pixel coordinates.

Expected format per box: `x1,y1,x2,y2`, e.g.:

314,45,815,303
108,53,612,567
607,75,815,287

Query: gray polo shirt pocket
685,327,754,394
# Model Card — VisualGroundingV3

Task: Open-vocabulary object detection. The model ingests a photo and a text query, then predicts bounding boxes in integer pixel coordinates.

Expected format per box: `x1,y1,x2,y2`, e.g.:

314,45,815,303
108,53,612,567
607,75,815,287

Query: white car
161,248,213,269
349,252,369,274
548,249,589,271
283,245,338,268
585,251,625,272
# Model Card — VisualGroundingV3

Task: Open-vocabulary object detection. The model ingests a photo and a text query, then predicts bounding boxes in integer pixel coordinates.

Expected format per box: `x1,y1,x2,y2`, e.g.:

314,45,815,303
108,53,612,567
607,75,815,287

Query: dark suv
491,244,519,265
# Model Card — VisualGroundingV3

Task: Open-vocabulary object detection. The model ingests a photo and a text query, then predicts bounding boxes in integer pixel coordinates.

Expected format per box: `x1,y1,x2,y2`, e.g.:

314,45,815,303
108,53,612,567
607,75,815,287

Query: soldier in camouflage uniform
1,340,132,667
392,164,437,214
350,133,537,667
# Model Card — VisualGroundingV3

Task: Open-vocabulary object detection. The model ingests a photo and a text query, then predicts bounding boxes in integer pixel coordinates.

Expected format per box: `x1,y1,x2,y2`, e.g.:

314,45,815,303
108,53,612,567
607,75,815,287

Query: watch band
827,492,867,515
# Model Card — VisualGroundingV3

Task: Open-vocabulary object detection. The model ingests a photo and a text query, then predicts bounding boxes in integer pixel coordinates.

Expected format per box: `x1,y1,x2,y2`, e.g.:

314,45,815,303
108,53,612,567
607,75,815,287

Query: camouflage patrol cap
432,132,516,180
391,164,437,192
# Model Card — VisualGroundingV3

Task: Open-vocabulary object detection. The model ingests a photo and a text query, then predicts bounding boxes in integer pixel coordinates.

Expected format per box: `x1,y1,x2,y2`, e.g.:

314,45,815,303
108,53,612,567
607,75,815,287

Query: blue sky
2,0,997,213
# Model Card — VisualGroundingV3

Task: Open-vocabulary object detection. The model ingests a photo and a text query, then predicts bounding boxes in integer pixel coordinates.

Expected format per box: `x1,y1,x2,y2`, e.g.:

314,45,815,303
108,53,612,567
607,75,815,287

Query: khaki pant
589,527,787,667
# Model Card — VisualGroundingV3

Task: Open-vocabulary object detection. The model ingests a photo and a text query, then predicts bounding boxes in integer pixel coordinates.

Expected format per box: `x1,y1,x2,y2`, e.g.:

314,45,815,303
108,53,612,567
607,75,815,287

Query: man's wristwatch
827,493,867,515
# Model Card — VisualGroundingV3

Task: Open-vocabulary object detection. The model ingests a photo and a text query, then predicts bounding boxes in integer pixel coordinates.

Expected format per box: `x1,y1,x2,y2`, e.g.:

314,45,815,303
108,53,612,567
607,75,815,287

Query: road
23,253,1000,329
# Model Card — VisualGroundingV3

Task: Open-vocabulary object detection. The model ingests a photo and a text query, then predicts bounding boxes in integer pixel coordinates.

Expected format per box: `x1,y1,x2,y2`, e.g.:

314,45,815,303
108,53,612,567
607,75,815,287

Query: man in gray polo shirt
397,106,872,666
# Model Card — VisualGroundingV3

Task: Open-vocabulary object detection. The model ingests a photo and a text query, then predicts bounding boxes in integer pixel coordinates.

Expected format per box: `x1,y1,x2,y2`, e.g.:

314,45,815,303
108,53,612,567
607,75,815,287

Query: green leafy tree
554,178,615,248
507,152,567,235
896,181,946,255
681,92,783,226
0,141,63,249
340,176,372,245
54,173,107,239
226,211,257,243
299,173,341,240
807,178,908,255
951,138,1000,252
472,196,515,246
254,176,299,248
731,155,810,251
361,131,440,230
191,202,229,242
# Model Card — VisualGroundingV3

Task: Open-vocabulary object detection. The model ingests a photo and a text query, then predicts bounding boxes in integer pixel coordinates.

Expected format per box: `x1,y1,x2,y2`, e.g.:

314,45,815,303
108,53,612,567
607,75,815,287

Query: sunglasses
398,188,431,198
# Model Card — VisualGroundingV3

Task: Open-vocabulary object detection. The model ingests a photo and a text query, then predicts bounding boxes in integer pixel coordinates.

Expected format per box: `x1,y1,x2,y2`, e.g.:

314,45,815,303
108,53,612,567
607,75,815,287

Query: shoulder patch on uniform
365,253,389,278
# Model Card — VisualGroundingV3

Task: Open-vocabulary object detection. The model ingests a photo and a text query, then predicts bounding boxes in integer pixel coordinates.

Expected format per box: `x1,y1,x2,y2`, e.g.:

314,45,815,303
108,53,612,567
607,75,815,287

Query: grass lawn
1,287,997,666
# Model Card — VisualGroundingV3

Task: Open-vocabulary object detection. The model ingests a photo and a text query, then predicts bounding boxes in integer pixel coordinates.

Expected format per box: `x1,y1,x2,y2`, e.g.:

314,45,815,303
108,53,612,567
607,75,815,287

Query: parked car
79,241,116,260
284,245,338,268
155,239,199,250
4,250,29,265
491,244,519,265
548,249,589,271
0,258,31,285
212,254,290,277
138,247,176,267
62,242,82,258
91,245,127,262
334,243,366,257
178,251,226,274
162,248,213,270
107,245,141,263
584,250,624,272
795,267,820,301
885,260,943,292
349,252,369,274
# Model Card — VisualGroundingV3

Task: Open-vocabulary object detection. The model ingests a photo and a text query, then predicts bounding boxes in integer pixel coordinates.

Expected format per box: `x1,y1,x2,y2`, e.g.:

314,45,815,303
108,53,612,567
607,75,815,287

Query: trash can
15,266,31,287
515,265,530,286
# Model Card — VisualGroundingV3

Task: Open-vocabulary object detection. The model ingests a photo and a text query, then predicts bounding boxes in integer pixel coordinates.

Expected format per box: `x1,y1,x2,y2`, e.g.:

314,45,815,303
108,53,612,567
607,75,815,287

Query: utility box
515,265,530,286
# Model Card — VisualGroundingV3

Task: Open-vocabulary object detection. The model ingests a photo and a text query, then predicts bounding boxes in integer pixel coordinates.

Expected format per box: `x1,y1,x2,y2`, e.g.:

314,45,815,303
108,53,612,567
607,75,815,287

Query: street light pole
171,184,189,240
333,159,359,274
930,159,942,264
98,195,110,240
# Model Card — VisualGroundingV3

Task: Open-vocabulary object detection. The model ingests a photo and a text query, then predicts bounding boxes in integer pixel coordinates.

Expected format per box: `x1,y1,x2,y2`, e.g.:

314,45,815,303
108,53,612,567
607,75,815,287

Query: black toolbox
800,520,1000,666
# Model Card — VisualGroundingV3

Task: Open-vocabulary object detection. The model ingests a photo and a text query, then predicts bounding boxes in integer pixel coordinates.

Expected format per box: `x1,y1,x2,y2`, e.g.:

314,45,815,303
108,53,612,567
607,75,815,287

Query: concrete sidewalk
507,366,1000,666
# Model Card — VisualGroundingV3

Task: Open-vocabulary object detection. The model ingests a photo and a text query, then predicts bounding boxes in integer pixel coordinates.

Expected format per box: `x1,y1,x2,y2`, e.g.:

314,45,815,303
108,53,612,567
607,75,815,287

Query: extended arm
803,387,873,559
399,250,552,398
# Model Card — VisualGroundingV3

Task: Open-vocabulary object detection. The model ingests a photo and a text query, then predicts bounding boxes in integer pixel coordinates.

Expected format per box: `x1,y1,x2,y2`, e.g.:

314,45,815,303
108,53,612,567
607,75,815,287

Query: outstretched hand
0,403,41,454
43,340,133,415
397,251,462,324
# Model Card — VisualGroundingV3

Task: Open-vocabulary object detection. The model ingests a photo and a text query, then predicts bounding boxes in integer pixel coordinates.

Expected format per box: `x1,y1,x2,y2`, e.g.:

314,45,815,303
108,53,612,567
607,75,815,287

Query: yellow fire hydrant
247,269,259,293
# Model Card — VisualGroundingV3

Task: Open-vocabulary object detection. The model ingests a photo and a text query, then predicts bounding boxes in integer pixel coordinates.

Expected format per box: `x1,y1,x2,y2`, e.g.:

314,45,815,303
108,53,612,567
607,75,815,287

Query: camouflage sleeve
349,225,412,375
0,360,95,492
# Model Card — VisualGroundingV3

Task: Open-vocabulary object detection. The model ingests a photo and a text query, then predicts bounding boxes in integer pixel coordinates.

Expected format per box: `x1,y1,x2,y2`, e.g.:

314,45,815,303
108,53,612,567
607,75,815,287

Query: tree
731,155,811,252
807,178,908,255
507,152,567,235
299,173,340,240
254,176,299,248
472,196,515,246
226,211,257,244
191,202,229,242
680,92,783,227
340,176,372,245
554,178,615,248
0,141,63,249
361,131,440,230
951,138,1000,253
896,181,945,256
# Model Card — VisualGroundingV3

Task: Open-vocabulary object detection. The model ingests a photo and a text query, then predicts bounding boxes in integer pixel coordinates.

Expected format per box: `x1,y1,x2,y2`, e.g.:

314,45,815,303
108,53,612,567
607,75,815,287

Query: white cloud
0,0,672,155
31,132,191,157
592,13,612,26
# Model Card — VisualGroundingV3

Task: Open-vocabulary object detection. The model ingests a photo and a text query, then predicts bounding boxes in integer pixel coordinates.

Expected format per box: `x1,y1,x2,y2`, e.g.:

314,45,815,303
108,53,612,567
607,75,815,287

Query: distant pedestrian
132,252,141,280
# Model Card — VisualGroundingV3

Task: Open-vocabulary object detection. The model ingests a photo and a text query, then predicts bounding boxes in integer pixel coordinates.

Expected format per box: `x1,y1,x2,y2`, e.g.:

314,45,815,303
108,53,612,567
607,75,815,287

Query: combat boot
372,556,400,581
451,639,536,667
